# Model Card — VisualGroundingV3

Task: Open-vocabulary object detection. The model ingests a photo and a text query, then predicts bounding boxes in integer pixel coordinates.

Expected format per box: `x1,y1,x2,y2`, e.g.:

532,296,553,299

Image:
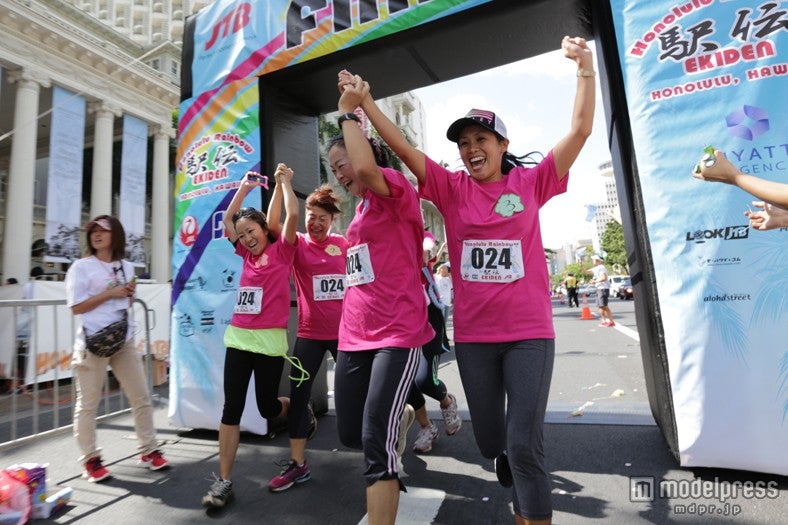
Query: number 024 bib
234,286,263,314
460,239,524,283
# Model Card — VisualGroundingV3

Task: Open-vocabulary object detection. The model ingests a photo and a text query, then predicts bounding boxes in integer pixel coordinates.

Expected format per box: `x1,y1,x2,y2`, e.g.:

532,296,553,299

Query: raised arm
338,70,427,185
266,172,283,239
336,78,390,196
693,149,788,208
552,36,596,179
277,163,299,245
223,172,265,244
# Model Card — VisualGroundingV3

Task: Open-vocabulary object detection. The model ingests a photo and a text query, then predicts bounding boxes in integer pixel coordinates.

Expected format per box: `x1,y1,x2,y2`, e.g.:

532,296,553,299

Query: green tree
600,221,628,274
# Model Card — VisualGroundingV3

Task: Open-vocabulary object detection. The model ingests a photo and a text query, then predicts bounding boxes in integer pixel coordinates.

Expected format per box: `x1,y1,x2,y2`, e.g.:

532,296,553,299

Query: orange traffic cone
580,294,594,320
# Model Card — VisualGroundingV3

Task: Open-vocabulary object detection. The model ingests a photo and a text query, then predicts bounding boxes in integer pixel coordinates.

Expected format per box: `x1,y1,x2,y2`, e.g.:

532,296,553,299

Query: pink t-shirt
420,152,567,343
293,231,349,340
339,168,435,351
229,237,296,330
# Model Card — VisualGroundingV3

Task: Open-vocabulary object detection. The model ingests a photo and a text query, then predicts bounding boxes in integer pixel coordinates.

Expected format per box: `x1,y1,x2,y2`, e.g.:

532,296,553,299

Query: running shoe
607,320,616,327
396,404,416,457
307,401,318,440
412,423,439,454
440,393,462,435
268,460,311,492
202,474,234,508
495,451,513,488
139,449,170,470
82,456,111,483
599,321,610,327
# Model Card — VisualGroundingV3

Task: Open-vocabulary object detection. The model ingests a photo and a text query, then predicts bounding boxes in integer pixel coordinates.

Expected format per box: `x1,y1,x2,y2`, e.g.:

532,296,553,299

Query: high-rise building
592,160,620,253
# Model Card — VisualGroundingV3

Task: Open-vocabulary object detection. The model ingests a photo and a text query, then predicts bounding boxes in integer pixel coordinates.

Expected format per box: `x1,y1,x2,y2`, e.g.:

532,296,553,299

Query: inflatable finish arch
174,0,787,476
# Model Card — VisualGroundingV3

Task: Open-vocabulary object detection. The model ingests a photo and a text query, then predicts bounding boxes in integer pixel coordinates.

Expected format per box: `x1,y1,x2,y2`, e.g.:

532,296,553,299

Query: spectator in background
585,255,615,327
66,215,169,483
562,272,578,308
434,263,453,321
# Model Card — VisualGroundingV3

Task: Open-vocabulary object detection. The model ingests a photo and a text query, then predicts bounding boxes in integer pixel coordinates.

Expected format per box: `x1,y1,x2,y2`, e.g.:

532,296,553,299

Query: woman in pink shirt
329,102,434,522
265,184,349,492
338,36,596,524
202,165,299,509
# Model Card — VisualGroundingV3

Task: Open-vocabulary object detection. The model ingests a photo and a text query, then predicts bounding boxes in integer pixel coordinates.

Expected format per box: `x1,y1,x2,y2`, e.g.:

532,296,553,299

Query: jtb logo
685,225,749,243
285,0,432,49
205,3,251,51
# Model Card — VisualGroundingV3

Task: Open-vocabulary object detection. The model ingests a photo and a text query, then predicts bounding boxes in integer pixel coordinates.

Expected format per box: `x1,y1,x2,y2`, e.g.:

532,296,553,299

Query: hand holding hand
337,71,370,113
275,163,294,185
338,69,355,94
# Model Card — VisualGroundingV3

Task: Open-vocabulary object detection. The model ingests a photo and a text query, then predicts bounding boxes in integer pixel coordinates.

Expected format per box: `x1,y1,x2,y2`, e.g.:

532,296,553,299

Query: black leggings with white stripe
334,347,420,487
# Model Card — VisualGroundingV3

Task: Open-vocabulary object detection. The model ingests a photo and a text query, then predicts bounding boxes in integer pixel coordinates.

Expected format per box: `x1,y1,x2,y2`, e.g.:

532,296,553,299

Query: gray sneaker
412,423,439,454
202,474,234,508
441,393,462,435
396,404,416,457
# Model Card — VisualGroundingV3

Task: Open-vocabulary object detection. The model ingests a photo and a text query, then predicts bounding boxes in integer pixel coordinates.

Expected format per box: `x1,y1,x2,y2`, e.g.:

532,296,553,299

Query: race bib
346,243,375,287
313,274,346,301
460,239,524,283
234,286,263,314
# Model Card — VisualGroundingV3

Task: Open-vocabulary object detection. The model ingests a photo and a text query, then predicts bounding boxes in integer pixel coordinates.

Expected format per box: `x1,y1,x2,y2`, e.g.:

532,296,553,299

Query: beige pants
73,339,157,464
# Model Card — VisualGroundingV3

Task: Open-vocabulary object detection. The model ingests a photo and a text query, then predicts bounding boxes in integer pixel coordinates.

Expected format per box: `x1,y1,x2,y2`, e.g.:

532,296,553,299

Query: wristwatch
337,112,360,125
577,69,596,77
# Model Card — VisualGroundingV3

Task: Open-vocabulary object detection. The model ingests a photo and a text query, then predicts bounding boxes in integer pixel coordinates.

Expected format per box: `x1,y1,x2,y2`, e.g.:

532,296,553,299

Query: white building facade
0,0,209,283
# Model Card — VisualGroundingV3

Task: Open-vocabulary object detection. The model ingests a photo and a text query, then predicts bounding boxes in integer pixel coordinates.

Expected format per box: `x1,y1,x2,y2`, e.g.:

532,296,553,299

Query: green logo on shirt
495,194,524,218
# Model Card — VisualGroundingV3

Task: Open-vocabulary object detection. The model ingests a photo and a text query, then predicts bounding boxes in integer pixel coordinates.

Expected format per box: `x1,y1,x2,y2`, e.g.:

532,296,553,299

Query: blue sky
412,41,613,249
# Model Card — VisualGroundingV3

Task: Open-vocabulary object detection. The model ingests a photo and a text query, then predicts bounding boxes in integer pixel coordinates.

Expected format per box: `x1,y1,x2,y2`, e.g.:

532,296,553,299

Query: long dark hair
85,215,126,261
501,150,544,174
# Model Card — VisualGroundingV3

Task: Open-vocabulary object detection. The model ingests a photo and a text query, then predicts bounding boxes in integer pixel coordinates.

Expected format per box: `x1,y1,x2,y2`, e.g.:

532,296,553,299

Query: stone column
151,125,174,283
2,70,49,283
88,101,120,218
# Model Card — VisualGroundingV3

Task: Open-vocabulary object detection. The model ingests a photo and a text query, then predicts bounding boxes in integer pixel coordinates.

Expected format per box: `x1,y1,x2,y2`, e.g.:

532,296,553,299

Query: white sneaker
396,404,415,457
441,394,462,435
412,423,439,454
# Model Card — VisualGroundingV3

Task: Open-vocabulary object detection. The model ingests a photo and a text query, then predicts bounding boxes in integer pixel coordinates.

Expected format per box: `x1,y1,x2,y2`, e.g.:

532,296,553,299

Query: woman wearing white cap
338,35,596,524
66,215,169,483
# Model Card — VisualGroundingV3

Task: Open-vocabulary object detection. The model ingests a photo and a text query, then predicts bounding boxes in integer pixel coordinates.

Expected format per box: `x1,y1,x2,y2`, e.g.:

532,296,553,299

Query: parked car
617,278,634,300
608,275,629,298
578,284,596,299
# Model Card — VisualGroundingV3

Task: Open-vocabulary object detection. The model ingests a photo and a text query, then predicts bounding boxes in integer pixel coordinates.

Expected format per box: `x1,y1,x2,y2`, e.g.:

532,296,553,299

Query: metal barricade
0,297,156,451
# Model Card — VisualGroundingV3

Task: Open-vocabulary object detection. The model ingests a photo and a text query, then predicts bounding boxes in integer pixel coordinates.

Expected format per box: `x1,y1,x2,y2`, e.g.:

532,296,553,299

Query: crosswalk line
357,486,446,525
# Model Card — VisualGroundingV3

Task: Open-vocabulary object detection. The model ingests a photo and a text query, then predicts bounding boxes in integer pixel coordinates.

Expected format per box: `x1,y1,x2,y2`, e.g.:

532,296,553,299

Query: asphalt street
2,298,786,524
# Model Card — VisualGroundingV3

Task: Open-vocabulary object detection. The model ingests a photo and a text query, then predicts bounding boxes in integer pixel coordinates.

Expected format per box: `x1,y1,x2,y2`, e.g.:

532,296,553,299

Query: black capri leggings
288,337,338,439
221,347,285,425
